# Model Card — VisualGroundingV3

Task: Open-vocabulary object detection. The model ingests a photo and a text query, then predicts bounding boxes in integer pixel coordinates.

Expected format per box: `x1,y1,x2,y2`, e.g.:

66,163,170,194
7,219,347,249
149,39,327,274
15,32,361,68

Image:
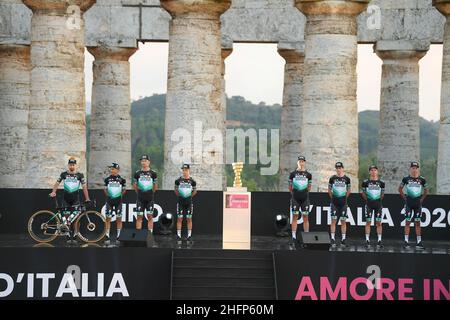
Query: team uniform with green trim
57,171,86,214
104,175,126,218
288,170,312,215
400,176,428,222
134,170,158,216
361,179,385,222
329,175,351,221
175,177,197,219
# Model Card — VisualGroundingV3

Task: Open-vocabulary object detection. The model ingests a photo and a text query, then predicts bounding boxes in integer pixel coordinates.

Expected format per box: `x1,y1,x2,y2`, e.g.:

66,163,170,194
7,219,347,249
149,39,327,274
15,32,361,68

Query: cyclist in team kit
133,155,158,233
288,156,312,243
103,163,126,243
361,165,385,248
174,164,197,242
45,155,433,251
328,162,351,247
49,157,91,240
398,162,429,250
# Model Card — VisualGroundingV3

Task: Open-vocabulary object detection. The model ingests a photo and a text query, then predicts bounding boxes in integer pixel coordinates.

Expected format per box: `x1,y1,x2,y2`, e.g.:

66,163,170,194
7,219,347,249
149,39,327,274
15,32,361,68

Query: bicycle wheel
28,210,60,243
75,210,106,243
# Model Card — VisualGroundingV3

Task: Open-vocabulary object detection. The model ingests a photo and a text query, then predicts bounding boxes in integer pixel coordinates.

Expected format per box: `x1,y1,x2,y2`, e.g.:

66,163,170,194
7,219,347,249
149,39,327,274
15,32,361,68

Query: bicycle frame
53,195,96,221
47,195,97,230
29,194,104,243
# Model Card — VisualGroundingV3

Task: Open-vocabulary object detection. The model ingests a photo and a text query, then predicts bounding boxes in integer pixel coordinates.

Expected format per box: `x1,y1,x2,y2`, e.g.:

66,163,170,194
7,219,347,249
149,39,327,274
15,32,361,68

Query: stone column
374,40,429,193
0,44,30,188
161,0,231,190
434,0,450,194
277,42,305,191
295,0,369,192
87,46,137,189
221,42,233,190
23,0,95,187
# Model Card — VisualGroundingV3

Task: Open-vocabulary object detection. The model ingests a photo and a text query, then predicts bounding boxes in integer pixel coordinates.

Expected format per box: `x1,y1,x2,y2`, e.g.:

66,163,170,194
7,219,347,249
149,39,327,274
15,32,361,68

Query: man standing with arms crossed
328,162,351,247
361,165,385,249
398,162,428,250
288,156,312,243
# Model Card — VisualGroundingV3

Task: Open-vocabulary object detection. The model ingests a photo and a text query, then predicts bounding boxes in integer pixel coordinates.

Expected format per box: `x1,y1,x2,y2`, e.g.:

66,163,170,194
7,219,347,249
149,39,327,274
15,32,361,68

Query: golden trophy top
229,162,247,192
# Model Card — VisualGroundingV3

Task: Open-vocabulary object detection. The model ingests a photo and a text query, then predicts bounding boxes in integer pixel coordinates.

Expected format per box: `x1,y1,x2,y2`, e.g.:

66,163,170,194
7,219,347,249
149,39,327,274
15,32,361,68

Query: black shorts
136,197,154,216
106,198,123,218
330,200,348,221
404,203,422,222
364,204,382,222
61,197,81,214
177,201,193,218
290,196,310,215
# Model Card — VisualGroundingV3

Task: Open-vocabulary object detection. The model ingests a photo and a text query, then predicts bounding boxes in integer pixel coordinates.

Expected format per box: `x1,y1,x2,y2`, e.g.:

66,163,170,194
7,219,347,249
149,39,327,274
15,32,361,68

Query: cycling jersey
175,177,197,203
329,175,351,207
400,175,428,222
104,175,126,200
400,176,427,207
57,171,85,205
361,179,385,208
134,169,158,201
288,169,312,200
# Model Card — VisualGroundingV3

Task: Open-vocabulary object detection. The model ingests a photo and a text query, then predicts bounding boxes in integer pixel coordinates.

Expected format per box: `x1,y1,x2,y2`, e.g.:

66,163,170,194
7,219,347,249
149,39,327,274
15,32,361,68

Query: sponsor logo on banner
100,203,164,222
291,205,450,228
225,194,249,209
294,273,450,300
0,266,129,299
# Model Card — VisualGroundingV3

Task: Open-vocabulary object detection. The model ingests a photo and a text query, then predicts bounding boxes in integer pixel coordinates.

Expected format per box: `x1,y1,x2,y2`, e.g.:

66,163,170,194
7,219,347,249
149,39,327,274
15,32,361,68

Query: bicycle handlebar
49,192,96,210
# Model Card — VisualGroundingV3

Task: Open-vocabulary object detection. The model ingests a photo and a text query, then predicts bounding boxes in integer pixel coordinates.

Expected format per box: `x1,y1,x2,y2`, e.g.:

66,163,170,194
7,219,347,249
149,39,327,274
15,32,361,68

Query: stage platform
0,234,449,300
1,189,449,300
1,233,450,254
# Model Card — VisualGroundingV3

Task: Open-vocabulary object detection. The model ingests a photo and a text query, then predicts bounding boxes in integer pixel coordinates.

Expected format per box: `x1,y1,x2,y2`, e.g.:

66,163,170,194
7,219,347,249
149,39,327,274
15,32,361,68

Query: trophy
232,162,244,188
224,161,251,249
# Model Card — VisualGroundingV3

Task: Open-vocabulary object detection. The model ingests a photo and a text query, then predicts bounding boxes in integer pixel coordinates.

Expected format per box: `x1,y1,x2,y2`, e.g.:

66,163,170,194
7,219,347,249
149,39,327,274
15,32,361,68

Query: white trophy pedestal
223,187,251,250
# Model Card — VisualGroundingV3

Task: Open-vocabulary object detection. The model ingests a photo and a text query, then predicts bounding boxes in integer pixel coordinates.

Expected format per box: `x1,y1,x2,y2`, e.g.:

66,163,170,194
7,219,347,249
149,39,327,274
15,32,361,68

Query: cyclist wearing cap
328,162,351,247
174,164,197,242
361,165,385,248
398,162,429,250
288,156,312,242
49,157,91,238
103,163,126,242
133,155,158,233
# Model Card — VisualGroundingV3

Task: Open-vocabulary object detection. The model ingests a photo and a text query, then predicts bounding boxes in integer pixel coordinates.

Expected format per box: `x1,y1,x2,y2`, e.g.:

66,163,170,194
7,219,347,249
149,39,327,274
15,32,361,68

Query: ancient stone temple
0,0,448,192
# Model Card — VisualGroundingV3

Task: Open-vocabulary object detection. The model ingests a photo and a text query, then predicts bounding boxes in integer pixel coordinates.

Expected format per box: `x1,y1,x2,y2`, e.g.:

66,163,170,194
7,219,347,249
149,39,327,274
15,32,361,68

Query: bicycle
28,195,107,243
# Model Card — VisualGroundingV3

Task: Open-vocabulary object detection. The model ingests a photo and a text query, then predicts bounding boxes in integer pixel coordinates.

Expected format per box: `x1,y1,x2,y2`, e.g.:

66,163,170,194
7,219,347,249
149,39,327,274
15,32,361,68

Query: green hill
87,94,439,192
358,110,439,159
358,110,438,193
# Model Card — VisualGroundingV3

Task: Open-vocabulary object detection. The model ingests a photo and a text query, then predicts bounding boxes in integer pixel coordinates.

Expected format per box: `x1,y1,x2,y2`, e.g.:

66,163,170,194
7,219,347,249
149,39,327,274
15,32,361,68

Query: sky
84,43,443,121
